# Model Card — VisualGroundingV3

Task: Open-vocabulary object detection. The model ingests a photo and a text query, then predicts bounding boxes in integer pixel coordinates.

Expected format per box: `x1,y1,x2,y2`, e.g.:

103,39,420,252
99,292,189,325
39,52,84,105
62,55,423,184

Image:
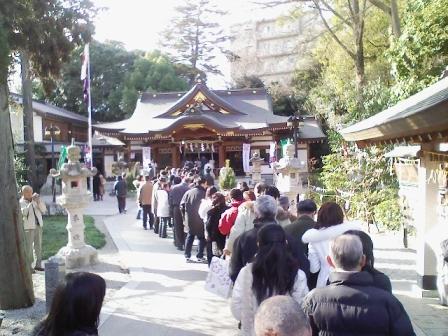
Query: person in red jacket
219,188,245,236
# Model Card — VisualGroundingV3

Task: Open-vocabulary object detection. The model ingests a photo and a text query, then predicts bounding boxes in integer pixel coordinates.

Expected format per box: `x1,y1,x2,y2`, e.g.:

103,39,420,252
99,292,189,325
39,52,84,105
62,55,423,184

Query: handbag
204,256,233,299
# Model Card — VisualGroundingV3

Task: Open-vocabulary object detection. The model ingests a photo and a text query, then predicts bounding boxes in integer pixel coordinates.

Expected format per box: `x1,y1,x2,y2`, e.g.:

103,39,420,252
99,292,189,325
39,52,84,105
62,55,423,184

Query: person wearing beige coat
20,185,47,271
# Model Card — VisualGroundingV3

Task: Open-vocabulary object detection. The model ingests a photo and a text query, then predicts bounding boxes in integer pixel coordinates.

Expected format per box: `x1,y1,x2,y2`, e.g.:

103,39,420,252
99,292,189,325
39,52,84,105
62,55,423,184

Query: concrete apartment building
229,11,322,87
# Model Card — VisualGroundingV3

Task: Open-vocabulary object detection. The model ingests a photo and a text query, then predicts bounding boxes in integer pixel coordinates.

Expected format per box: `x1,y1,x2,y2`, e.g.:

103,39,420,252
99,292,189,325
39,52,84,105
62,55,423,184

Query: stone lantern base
57,244,98,269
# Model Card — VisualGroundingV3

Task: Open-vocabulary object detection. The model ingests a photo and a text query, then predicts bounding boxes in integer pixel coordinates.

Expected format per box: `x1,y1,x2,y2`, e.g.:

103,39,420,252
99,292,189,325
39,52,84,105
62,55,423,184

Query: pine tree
161,0,229,85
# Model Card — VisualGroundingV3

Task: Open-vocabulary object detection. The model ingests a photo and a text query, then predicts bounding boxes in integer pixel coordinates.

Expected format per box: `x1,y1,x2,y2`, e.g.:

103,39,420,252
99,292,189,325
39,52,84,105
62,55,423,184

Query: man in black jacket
284,199,317,255
180,176,207,262
303,233,415,336
229,195,309,282
169,176,190,250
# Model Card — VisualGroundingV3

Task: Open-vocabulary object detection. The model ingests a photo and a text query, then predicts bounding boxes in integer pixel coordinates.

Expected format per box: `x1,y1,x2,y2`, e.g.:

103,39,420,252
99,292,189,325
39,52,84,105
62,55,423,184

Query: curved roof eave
341,77,448,143
156,82,247,118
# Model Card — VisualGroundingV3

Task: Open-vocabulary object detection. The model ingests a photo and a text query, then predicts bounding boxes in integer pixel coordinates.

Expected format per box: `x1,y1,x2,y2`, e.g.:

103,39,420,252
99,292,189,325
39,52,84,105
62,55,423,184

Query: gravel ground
0,216,130,336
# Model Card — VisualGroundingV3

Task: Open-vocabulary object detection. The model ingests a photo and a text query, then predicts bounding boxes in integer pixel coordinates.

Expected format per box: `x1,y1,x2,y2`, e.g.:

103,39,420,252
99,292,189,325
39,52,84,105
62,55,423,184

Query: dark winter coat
303,271,415,336
33,324,98,336
204,173,215,186
284,215,316,256
365,266,393,293
114,179,127,197
180,185,206,236
229,217,310,282
205,204,228,248
169,182,190,206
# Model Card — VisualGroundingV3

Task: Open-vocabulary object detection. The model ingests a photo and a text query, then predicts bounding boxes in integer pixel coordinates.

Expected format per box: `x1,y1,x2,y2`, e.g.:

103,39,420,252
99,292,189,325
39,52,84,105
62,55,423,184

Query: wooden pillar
218,143,225,168
171,144,180,168
415,142,439,292
123,141,131,162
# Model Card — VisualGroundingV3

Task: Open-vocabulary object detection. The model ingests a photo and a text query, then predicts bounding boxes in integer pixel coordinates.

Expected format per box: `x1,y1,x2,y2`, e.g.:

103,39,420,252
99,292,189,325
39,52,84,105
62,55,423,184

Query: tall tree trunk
20,51,39,191
390,0,401,37
0,67,35,310
368,0,401,37
353,0,366,113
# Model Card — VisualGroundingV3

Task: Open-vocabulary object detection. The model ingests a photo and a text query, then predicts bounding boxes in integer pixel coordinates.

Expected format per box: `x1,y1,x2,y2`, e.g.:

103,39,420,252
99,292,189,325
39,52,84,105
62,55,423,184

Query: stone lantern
112,155,128,176
250,152,264,186
272,143,306,214
50,139,98,268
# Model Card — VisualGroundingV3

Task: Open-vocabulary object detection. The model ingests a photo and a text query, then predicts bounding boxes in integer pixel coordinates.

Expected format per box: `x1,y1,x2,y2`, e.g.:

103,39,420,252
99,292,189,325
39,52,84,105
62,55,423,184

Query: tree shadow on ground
142,268,208,282
99,308,238,336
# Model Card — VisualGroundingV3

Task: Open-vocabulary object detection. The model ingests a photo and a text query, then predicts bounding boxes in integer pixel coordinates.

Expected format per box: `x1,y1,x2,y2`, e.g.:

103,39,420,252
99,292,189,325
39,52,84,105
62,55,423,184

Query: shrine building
94,79,325,176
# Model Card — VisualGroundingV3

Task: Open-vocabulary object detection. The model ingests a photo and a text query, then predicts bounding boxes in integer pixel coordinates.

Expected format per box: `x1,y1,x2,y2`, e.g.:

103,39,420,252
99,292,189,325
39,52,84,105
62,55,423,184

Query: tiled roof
10,93,88,123
94,84,325,139
341,77,448,143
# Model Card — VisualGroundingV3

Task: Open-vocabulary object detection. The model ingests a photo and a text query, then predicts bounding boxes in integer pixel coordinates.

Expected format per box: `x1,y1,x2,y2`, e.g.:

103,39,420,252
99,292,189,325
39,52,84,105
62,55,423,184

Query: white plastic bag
205,256,233,299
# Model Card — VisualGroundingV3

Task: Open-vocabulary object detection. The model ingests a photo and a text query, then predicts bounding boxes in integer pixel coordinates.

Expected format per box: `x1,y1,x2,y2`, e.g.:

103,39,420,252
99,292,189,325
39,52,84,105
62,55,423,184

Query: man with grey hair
303,234,415,335
255,295,311,336
230,194,309,282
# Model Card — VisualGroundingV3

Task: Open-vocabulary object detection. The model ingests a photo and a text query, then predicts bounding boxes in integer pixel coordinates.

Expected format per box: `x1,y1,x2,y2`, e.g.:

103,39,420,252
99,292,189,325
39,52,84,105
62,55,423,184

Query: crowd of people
29,160,416,336
126,161,416,335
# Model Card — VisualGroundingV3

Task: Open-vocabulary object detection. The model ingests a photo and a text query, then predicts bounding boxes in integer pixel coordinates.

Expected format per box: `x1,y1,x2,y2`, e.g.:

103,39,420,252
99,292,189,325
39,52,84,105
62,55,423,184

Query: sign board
243,143,251,173
142,147,152,168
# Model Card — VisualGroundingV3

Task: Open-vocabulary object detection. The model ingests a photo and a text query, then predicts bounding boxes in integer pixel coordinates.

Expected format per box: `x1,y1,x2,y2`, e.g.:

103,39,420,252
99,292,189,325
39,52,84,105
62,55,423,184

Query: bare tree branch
367,0,391,14
320,0,353,28
347,0,355,22
368,0,401,37
312,0,355,59
251,0,295,8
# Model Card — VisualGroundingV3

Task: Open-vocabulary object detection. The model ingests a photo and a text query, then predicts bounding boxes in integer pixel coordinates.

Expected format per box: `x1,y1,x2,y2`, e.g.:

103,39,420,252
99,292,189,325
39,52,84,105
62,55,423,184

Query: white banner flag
269,142,277,164
142,147,152,168
243,143,251,173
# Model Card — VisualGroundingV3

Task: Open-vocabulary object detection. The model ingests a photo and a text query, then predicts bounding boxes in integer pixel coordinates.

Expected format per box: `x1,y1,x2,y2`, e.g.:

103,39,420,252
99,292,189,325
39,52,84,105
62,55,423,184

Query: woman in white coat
231,224,309,336
156,183,171,238
302,202,362,288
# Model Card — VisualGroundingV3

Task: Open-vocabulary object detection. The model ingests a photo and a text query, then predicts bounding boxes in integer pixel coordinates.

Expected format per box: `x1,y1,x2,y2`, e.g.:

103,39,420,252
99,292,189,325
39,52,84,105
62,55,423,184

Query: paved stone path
90,192,448,336
372,231,448,336
98,199,237,336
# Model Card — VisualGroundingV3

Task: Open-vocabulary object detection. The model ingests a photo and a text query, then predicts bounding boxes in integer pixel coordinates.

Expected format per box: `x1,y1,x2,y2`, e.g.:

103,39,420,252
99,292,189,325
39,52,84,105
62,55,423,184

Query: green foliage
35,40,138,121
388,0,448,99
35,42,190,121
320,147,401,230
219,161,237,190
121,51,189,115
2,0,96,91
14,150,28,189
374,189,404,231
286,0,448,231
126,170,136,192
42,215,105,260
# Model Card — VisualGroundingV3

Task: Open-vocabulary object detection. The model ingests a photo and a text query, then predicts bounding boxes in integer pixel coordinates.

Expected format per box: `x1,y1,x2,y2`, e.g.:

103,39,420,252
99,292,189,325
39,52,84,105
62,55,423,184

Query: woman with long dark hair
302,201,362,288
231,224,308,335
33,272,106,336
345,230,392,292
205,192,228,265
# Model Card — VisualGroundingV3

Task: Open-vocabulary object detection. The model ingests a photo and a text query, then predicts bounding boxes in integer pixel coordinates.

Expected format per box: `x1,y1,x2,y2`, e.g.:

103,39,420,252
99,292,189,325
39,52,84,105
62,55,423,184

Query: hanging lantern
201,143,205,152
